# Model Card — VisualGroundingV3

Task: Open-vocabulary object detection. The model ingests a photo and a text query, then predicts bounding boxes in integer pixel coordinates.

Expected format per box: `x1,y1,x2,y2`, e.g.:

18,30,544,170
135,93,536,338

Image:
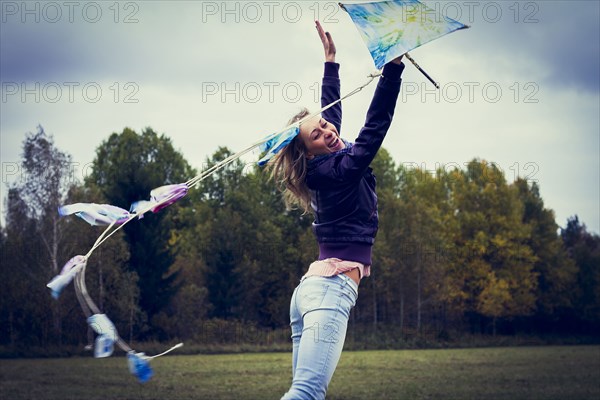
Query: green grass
1,346,599,399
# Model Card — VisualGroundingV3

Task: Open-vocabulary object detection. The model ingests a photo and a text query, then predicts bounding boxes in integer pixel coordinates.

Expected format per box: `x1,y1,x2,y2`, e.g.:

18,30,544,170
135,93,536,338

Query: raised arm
308,57,405,187
340,58,404,176
316,21,342,134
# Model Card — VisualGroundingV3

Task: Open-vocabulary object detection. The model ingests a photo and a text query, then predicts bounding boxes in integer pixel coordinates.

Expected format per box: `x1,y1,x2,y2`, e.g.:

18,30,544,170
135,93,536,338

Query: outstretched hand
316,20,336,62
390,54,404,65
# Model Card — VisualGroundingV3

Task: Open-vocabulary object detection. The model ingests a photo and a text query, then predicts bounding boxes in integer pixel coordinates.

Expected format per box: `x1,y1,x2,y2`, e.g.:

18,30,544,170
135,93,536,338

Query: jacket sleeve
314,62,405,185
321,62,342,134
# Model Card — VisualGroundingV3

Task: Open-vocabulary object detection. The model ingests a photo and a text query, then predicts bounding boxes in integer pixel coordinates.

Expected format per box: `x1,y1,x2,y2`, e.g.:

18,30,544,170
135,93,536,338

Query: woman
271,21,405,400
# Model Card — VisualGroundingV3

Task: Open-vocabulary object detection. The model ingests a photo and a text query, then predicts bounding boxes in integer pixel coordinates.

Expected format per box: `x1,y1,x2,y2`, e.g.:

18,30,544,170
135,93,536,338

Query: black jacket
306,61,405,265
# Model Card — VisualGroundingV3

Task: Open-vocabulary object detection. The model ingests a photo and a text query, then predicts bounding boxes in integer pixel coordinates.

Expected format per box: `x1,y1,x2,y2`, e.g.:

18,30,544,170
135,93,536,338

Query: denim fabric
281,274,358,400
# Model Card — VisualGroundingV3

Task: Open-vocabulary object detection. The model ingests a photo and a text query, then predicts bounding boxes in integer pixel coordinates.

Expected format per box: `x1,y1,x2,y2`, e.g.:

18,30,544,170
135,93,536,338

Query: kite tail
56,70,381,382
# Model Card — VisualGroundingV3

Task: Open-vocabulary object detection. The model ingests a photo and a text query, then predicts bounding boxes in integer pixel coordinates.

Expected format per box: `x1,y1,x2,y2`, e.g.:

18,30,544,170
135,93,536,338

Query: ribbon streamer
53,72,382,381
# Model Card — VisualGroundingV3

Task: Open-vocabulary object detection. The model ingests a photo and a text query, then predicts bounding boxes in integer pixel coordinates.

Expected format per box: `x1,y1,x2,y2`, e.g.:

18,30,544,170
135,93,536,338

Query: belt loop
339,273,358,295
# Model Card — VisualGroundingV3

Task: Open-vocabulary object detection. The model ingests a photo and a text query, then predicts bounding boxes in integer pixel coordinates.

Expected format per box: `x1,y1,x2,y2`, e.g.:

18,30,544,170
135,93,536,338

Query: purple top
306,61,405,266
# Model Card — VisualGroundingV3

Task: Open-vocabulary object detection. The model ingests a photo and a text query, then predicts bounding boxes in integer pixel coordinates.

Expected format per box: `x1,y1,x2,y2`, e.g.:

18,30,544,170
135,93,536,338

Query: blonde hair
267,108,312,213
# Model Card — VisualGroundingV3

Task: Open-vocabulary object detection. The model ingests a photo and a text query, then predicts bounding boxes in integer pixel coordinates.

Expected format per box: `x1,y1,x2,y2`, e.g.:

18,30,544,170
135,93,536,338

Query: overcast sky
1,0,599,233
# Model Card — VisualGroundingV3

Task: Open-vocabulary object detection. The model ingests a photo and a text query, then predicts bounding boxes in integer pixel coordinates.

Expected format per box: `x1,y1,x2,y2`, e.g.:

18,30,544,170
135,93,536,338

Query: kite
130,183,189,217
50,0,468,383
87,313,118,358
46,255,87,299
50,185,189,382
257,126,301,166
340,0,469,87
58,203,131,226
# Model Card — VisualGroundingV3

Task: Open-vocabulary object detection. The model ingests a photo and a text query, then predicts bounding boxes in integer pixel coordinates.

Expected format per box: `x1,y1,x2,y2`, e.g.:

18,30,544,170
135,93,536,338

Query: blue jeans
281,274,358,400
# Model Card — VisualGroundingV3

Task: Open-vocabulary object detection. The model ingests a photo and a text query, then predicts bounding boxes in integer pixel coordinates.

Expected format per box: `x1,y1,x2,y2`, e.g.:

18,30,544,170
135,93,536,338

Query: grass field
1,346,599,399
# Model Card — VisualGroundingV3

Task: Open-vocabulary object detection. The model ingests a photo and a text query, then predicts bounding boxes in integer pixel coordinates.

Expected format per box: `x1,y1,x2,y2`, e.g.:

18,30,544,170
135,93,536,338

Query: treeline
1,126,598,352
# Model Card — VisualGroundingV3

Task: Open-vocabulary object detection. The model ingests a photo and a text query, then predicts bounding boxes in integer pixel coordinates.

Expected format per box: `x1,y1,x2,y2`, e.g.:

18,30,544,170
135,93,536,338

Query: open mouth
328,137,339,149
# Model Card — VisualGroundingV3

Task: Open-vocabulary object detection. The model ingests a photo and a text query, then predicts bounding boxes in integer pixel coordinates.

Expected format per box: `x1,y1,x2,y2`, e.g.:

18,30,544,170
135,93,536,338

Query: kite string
144,342,184,360
186,71,380,189
69,71,382,359
74,268,92,317
85,181,200,259
73,259,135,352
74,276,134,353
81,70,383,305
78,265,101,315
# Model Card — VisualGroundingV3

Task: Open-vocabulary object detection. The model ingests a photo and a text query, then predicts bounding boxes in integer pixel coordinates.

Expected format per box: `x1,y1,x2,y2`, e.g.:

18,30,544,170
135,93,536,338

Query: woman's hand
390,54,404,65
316,20,336,63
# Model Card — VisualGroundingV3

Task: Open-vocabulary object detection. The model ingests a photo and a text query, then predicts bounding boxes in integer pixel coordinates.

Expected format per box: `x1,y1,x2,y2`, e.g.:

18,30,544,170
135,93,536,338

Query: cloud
443,1,600,93
1,0,598,233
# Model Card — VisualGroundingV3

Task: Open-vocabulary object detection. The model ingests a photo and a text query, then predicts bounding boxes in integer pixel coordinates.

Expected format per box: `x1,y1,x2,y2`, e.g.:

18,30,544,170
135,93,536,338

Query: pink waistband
303,258,371,280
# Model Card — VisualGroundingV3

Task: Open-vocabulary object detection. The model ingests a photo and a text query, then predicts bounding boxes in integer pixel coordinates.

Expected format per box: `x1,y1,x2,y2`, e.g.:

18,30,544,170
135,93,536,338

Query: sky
1,0,599,234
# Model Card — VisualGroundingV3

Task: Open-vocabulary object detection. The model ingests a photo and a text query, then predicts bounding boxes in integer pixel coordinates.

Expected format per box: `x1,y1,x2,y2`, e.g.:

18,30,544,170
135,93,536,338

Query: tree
193,148,247,319
88,127,194,336
0,188,50,346
515,179,578,330
375,161,455,335
234,163,314,327
0,127,135,348
167,146,315,332
4,126,73,343
448,160,538,333
561,216,600,331
360,148,401,329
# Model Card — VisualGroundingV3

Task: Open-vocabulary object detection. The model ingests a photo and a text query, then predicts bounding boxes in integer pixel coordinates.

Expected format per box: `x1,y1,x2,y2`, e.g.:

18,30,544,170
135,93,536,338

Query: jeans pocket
299,281,329,316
